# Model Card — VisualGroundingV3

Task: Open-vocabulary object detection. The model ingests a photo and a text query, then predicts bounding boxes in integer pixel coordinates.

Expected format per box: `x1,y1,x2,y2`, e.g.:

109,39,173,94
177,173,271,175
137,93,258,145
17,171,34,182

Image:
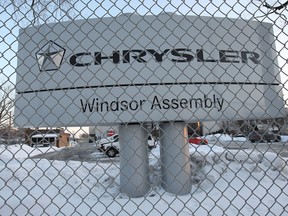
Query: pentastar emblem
36,40,66,72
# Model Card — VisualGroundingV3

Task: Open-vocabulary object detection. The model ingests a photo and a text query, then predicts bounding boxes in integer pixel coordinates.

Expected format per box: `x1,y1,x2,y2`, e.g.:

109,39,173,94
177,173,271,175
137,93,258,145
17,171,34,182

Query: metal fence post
119,124,150,197
159,122,192,195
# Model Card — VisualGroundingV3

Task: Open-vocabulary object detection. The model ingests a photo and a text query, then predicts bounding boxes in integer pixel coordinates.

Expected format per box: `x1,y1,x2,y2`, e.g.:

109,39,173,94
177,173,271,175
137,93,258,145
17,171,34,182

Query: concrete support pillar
159,122,192,195
119,124,150,197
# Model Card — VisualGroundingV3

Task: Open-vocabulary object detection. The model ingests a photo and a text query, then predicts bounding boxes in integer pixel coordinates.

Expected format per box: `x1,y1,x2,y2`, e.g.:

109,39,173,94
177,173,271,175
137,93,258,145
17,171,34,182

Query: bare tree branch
263,1,288,10
253,0,288,25
0,84,14,127
4,0,75,26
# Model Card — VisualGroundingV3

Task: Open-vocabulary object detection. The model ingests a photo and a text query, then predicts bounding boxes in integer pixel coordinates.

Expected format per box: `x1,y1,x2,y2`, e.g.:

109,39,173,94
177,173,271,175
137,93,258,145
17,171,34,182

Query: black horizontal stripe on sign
16,82,281,94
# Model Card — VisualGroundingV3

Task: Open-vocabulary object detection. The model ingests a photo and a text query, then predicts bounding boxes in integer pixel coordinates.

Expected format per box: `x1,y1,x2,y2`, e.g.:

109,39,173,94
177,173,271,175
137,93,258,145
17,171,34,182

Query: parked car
96,134,119,151
248,131,281,143
97,134,157,157
189,137,208,145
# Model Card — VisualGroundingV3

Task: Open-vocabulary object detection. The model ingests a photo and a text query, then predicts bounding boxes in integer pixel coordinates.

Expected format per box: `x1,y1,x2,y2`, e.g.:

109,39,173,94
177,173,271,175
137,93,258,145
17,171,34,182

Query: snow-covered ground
0,135,288,215
205,133,248,142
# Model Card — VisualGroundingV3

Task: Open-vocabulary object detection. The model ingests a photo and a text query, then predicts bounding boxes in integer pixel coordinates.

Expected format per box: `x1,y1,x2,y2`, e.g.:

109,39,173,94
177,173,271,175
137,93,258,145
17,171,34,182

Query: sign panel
14,14,285,127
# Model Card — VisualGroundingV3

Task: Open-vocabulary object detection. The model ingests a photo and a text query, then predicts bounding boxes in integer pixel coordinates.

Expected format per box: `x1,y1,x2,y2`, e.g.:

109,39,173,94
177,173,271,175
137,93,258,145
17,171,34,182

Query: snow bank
205,133,233,142
0,144,59,160
0,143,288,215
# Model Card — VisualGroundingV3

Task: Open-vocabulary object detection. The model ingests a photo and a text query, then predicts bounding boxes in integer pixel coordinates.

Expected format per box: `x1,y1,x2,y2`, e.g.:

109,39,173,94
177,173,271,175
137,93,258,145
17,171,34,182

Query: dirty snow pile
0,140,288,215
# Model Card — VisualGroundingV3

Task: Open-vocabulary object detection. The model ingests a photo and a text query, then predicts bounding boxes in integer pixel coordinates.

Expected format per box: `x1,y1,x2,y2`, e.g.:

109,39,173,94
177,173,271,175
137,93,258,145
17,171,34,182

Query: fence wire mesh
1,0,288,215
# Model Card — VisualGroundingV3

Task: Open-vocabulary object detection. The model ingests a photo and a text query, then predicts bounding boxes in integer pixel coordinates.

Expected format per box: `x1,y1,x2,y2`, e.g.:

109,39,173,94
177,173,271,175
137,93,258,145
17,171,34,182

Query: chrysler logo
36,40,66,72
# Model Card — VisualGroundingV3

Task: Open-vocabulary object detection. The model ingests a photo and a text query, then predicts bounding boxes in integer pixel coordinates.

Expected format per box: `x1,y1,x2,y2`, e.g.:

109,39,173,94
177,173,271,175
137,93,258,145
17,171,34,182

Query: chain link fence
1,1,288,215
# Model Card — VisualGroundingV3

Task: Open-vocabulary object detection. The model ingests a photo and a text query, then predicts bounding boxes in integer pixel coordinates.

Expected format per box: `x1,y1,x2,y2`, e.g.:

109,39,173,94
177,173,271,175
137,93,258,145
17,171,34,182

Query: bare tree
0,84,14,129
1,0,75,26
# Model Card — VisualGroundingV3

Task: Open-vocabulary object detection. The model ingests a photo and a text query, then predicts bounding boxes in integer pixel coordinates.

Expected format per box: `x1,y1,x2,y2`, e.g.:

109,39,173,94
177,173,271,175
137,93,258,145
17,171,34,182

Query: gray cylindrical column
119,124,150,197
159,122,192,195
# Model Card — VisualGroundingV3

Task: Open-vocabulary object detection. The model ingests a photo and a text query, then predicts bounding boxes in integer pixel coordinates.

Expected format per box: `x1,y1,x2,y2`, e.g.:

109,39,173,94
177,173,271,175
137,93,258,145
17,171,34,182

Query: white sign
14,14,285,127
